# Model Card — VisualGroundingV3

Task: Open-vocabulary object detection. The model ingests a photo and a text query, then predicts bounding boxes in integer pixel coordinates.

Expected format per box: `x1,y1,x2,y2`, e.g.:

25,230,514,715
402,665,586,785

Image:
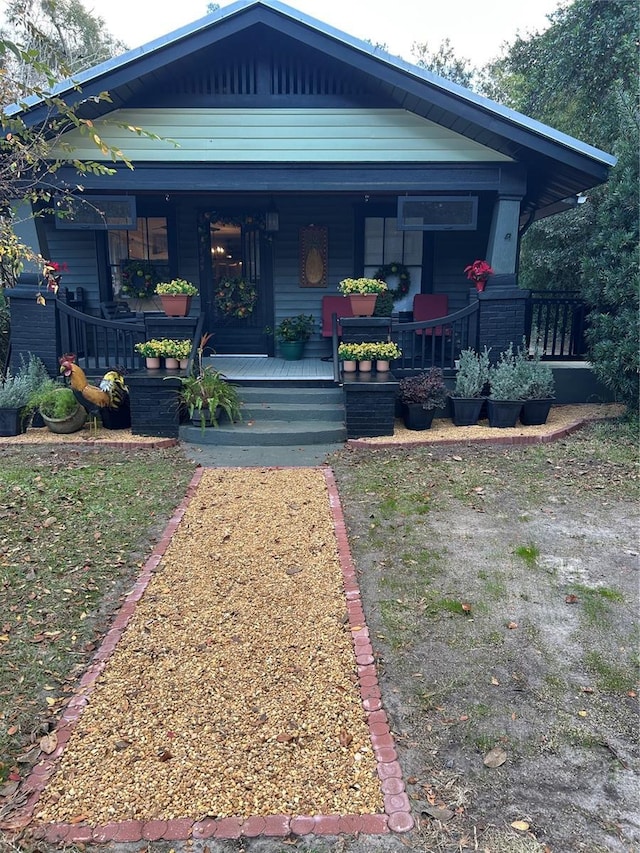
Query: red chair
413,294,450,336
321,295,354,337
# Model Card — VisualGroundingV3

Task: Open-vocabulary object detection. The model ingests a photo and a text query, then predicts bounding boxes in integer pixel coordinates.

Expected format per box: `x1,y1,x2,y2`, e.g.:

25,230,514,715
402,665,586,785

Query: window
109,217,169,294
363,217,422,312
397,196,478,231
55,195,136,230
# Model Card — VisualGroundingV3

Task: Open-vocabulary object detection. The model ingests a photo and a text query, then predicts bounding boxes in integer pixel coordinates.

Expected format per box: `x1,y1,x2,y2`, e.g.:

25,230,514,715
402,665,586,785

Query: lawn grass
0,445,195,788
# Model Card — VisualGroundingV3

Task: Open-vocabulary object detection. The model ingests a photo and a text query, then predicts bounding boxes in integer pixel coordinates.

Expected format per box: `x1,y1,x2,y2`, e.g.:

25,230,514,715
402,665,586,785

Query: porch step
179,385,347,446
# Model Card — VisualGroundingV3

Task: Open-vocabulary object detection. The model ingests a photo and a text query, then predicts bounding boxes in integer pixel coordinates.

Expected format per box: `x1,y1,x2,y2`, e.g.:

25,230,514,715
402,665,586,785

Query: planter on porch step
521,398,553,425
159,294,192,317
450,396,485,427
486,398,522,428
0,406,27,436
279,340,306,361
348,294,377,317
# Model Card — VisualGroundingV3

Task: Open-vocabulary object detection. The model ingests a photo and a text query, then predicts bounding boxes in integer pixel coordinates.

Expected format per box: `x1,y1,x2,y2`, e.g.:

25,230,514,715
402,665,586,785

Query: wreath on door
372,262,411,301
214,277,258,319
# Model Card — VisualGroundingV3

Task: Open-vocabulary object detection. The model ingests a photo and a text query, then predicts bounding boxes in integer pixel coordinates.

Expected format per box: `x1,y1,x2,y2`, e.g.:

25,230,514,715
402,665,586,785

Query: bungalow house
7,0,614,351
4,0,617,439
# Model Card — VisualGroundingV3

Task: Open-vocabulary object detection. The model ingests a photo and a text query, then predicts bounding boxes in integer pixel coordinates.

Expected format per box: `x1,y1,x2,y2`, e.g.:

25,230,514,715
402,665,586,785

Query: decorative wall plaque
300,225,328,288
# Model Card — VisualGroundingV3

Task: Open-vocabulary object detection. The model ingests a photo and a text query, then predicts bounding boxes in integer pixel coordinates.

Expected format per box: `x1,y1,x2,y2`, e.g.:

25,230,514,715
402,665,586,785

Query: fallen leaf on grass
39,732,58,754
578,710,588,717
0,781,19,798
483,747,507,768
565,594,579,604
422,805,454,821
461,602,472,613
511,820,530,832
507,621,518,629
491,677,500,686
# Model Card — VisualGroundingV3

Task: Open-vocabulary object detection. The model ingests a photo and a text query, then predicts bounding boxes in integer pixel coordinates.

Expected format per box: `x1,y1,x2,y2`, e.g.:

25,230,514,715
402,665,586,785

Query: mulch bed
5,468,413,843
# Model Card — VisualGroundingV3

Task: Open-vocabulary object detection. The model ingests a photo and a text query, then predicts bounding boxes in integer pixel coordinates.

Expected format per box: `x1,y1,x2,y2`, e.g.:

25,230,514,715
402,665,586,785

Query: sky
86,0,564,67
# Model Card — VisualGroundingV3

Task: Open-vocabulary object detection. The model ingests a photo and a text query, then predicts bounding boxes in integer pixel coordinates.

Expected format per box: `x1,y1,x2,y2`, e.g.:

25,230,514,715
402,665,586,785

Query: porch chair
412,293,451,337
100,300,143,322
321,295,354,338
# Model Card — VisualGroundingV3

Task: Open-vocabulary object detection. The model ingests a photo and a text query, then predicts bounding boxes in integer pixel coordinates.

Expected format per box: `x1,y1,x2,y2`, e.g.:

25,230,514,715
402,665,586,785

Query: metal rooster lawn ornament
59,354,131,429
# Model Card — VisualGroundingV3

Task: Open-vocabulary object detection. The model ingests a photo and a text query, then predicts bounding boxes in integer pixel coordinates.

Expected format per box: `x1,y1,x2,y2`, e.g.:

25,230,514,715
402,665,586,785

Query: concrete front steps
179,385,347,446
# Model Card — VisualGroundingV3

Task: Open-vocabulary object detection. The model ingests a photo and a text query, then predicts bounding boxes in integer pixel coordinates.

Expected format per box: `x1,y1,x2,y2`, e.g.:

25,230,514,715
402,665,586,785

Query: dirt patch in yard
330,420,639,853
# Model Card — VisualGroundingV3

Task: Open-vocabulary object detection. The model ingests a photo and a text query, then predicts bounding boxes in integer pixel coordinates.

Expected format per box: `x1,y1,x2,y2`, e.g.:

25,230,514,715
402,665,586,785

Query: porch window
363,217,422,312
109,217,169,294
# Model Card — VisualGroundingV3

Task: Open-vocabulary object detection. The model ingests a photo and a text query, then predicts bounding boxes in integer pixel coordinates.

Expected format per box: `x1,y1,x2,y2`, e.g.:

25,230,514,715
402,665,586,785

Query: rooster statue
59,354,131,429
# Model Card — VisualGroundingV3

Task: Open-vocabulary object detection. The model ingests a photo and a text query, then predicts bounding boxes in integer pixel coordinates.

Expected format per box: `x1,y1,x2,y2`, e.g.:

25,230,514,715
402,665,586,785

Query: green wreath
373,262,411,301
214,277,258,319
120,259,159,298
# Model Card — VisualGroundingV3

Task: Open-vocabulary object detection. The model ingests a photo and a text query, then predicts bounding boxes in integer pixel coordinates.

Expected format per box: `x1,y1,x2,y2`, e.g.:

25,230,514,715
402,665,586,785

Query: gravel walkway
14,468,412,843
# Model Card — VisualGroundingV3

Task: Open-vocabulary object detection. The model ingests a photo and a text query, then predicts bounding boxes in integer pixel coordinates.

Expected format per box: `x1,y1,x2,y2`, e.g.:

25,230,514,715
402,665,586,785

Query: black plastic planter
451,397,484,427
521,398,553,426
402,403,436,430
487,399,523,428
0,406,27,436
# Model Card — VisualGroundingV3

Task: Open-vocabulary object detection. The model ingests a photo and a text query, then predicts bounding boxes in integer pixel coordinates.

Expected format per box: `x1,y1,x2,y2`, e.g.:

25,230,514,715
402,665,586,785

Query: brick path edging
2,465,414,841
346,417,593,449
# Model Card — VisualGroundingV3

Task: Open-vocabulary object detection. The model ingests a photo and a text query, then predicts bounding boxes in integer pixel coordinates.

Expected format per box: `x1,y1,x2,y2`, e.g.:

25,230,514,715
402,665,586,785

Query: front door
199,213,273,354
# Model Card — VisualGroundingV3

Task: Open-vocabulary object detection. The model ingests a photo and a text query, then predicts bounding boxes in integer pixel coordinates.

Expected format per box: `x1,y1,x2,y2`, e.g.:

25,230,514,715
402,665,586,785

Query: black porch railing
391,302,479,372
330,302,479,379
57,300,146,372
525,291,588,360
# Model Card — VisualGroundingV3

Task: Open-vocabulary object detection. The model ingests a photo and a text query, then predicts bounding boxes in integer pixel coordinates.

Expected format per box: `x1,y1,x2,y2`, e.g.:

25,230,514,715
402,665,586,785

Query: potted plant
487,343,525,427
338,342,360,373
135,339,163,368
155,279,198,316
338,277,388,316
273,314,315,360
38,386,88,434
173,333,242,430
158,338,193,369
518,344,555,425
0,369,32,435
464,259,494,293
368,341,401,372
450,347,490,426
398,368,448,430
17,354,53,427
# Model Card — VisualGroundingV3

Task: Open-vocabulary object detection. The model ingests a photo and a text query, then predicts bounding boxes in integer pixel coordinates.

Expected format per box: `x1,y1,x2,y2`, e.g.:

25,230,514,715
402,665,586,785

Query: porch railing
392,302,479,372
56,300,146,372
330,302,479,379
525,291,588,360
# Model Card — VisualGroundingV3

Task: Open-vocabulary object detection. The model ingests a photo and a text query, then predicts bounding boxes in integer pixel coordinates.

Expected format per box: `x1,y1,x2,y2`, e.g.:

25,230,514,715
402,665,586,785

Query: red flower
464,260,494,283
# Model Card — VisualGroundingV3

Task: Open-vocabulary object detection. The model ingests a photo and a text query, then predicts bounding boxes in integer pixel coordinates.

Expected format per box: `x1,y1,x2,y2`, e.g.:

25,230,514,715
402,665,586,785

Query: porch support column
7,285,61,377
486,195,521,276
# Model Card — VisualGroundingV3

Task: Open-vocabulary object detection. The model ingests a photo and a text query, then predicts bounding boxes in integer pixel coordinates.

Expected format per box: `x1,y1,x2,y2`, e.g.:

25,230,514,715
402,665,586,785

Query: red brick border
2,465,414,841
346,417,600,450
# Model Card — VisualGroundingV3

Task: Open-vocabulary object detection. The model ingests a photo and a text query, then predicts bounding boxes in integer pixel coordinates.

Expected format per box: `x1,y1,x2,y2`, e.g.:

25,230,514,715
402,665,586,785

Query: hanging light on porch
265,199,279,233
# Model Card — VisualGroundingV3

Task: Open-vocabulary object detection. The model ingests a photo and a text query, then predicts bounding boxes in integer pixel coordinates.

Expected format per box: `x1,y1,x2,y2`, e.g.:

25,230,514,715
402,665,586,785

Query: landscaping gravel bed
34,468,383,824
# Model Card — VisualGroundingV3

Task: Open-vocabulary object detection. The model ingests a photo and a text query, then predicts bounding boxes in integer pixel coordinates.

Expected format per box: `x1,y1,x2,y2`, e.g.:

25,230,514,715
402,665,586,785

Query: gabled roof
11,0,615,214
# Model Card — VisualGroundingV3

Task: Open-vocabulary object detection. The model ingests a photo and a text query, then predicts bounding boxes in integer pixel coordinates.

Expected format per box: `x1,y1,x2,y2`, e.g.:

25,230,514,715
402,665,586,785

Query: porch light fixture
265,200,279,233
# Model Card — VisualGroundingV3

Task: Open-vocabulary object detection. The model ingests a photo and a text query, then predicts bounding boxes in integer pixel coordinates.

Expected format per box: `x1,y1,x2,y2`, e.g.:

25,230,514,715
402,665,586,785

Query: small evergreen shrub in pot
451,347,490,426
518,344,555,425
487,343,525,427
273,314,315,360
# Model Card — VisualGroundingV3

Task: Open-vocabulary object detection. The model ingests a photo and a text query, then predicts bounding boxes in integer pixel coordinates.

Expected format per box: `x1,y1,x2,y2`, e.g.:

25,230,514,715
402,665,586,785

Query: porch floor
207,356,334,381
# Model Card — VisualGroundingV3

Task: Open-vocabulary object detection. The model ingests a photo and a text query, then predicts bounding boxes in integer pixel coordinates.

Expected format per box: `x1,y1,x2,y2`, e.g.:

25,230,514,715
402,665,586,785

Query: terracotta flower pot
349,294,377,316
376,359,390,372
341,360,357,373
358,360,372,372
159,294,192,317
145,356,161,369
